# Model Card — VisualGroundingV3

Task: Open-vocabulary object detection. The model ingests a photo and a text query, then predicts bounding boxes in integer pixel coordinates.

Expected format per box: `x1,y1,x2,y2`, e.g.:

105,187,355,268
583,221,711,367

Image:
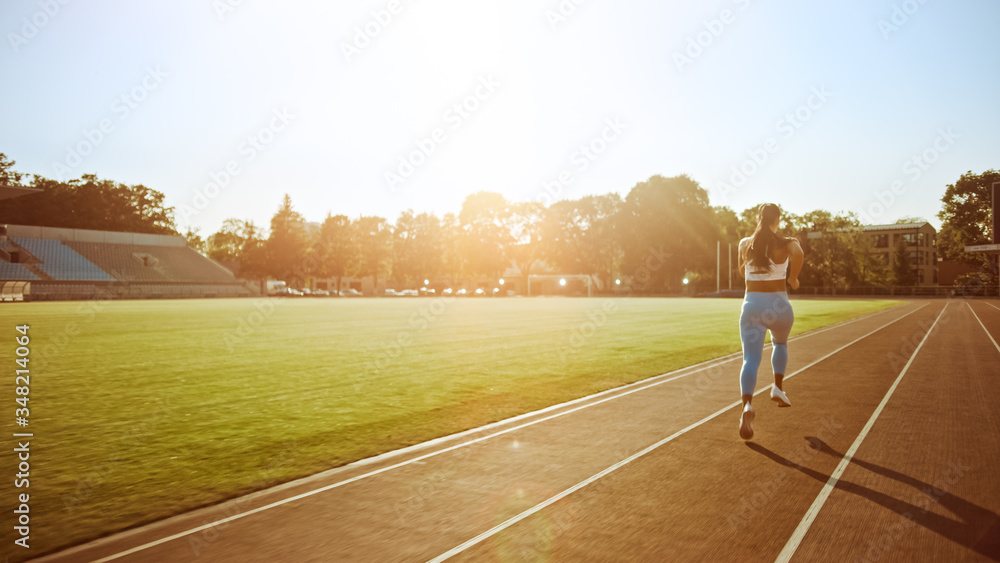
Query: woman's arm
786,238,804,289
738,238,749,277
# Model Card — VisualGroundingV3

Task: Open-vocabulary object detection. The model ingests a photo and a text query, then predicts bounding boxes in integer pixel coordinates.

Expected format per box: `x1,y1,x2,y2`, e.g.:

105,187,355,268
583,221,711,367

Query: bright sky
2,0,998,236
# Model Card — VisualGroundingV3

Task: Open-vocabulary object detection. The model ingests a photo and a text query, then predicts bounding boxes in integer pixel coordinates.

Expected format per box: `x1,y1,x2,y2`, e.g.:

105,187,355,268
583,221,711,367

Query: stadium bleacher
12,237,115,281
0,261,38,280
64,242,237,283
0,225,254,301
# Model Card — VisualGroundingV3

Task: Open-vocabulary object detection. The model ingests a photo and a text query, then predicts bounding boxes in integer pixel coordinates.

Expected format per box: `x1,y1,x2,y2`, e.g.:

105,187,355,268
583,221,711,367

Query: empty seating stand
1,232,250,301
11,238,115,281
64,242,237,283
0,262,38,280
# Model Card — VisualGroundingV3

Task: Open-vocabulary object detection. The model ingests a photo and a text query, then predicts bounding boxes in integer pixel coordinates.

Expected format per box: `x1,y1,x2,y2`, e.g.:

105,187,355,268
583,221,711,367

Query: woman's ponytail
748,203,781,272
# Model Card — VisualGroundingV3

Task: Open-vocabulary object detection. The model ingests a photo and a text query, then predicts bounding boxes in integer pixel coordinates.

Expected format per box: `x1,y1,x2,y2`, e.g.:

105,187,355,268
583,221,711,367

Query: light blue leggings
739,292,794,396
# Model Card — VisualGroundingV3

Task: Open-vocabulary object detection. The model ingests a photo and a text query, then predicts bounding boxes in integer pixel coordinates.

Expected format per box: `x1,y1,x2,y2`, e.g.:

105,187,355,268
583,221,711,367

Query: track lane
788,301,1000,562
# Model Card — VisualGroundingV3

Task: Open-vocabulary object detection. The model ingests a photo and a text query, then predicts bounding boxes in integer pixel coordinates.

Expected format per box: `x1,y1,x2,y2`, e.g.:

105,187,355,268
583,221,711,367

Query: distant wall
3,224,185,247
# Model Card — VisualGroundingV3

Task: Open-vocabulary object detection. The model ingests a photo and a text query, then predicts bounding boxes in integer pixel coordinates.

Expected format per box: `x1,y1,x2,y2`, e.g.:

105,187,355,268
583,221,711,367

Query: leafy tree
0,173,177,234
620,175,717,292
541,194,622,288
240,223,268,280
857,234,891,287
265,194,309,285
0,153,24,186
796,211,849,288
505,201,547,289
352,215,393,292
208,219,250,262
392,210,443,287
208,219,267,279
315,213,358,294
439,212,465,281
542,199,587,274
794,211,887,289
713,206,741,242
892,236,917,286
183,227,207,255
938,170,998,276
459,191,512,279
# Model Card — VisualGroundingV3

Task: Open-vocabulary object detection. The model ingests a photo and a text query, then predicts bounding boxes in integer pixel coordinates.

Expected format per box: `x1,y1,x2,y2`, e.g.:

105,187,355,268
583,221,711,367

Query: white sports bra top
745,256,789,281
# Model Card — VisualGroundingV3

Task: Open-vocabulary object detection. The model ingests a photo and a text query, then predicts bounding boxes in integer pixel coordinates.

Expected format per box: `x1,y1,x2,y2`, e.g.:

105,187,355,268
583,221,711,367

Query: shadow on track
747,438,1000,561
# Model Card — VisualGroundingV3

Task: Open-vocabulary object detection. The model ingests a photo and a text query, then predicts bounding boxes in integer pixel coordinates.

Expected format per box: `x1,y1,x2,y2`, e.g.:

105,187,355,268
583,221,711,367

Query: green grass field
1,296,901,556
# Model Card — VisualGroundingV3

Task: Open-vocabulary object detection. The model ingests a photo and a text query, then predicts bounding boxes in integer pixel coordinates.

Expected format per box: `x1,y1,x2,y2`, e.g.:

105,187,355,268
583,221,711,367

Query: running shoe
739,404,755,440
770,385,791,408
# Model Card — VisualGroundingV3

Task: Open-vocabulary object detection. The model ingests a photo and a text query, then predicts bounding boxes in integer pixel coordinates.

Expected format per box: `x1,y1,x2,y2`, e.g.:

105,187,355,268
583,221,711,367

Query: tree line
0,153,995,292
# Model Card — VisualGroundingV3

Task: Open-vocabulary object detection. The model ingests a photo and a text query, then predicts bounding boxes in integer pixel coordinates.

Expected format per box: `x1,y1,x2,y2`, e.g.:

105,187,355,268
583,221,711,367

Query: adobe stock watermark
714,85,833,204
877,0,932,41
856,127,958,224
178,106,295,221
7,0,72,53
544,0,587,31
51,65,168,180
530,117,627,209
341,0,409,63
384,74,500,192
673,0,753,72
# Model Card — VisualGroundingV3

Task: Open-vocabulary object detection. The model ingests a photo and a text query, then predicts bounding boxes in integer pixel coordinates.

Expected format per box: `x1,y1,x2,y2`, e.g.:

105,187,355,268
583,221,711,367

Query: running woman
737,204,804,440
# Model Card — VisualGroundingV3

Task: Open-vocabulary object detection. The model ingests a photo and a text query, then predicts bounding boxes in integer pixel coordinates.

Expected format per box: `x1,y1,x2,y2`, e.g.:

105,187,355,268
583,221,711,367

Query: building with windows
863,222,938,286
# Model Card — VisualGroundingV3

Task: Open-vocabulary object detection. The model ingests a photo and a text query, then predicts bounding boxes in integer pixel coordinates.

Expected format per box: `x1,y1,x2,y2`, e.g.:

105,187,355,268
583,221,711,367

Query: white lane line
774,303,949,563
968,302,1000,354
986,302,1000,313
80,302,912,563
426,304,931,562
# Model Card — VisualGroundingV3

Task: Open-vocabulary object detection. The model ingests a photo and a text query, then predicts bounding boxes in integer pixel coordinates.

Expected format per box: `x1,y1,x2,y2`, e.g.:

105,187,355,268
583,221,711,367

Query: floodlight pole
728,243,732,290
994,182,999,297
716,241,720,294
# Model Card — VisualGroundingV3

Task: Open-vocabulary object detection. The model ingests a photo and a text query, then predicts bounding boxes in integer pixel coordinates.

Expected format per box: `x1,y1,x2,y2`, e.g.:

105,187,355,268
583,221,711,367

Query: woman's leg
768,295,795,390
739,295,768,406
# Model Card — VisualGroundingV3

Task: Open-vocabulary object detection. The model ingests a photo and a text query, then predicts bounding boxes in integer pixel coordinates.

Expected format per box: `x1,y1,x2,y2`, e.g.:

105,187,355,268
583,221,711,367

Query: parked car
266,280,288,296
399,289,419,297
312,289,330,296
474,288,485,296
338,289,362,297
384,289,398,296
287,288,304,297
456,288,467,296
442,288,453,295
